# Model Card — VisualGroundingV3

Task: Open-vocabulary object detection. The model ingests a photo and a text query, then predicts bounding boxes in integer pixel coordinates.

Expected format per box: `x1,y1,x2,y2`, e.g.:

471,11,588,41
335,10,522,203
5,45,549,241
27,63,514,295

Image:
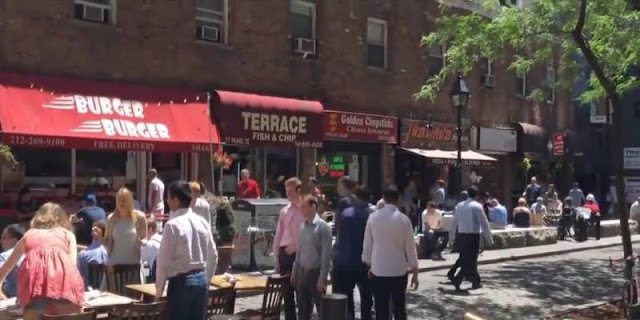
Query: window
290,0,316,54
14,149,71,177
196,0,226,43
516,70,527,97
500,0,521,7
428,43,445,76
367,18,387,69
546,65,556,103
480,58,493,75
74,0,115,24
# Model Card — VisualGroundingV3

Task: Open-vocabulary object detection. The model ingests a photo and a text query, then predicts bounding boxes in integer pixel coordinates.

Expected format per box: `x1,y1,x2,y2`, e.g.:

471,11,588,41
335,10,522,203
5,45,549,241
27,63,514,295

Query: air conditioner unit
200,26,220,42
83,5,106,22
481,74,495,88
293,38,316,55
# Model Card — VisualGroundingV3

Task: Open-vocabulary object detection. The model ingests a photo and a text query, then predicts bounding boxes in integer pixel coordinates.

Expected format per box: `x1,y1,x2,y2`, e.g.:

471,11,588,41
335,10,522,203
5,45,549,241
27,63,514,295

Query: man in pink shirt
273,177,305,320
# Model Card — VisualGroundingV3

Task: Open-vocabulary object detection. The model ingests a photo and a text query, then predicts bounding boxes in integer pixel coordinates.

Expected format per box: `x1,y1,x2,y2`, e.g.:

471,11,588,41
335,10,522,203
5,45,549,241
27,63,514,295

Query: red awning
211,90,324,148
0,72,219,152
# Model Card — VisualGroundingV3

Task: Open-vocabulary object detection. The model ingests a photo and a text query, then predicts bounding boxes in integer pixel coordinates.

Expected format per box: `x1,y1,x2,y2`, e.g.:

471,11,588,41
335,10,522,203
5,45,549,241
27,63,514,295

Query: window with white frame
480,58,493,75
500,0,521,7
196,0,226,43
546,65,556,103
516,70,527,97
74,0,115,24
290,0,316,54
428,43,445,76
367,18,387,69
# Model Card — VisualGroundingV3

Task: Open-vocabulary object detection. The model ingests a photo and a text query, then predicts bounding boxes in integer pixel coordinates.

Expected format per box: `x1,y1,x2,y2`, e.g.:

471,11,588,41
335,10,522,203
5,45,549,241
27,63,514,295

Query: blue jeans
167,270,208,320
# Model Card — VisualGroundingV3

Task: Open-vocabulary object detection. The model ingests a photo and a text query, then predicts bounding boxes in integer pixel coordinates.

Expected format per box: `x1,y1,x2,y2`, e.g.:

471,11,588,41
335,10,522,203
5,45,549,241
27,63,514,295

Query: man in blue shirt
488,199,508,229
332,187,373,320
0,224,25,298
448,186,494,291
74,194,106,246
77,220,108,289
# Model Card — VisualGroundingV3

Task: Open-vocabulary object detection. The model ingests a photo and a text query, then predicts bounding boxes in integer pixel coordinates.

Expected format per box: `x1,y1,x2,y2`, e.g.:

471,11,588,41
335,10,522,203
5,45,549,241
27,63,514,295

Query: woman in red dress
0,202,84,320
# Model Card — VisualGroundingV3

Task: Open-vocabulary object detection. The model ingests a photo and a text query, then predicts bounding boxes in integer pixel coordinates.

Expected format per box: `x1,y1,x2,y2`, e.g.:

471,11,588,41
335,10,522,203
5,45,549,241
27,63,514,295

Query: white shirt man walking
362,185,419,320
147,169,165,218
449,186,494,291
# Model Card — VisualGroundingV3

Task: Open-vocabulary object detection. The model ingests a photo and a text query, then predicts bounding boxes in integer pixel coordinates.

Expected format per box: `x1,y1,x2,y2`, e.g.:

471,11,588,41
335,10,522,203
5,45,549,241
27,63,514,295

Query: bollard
321,293,348,320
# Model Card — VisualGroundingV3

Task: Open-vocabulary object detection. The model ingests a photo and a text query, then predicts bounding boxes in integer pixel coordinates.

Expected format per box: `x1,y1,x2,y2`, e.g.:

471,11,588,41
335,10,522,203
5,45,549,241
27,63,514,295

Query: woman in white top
421,201,444,260
103,188,147,266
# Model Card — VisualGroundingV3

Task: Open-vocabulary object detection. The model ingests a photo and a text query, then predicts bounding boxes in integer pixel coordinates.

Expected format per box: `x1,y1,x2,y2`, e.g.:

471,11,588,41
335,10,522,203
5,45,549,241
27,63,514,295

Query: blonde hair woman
0,203,84,320
103,188,147,265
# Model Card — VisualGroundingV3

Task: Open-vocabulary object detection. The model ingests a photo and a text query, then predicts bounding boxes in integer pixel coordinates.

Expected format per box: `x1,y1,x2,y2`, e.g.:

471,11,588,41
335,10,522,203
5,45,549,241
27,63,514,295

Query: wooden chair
106,264,142,297
206,286,236,316
108,302,167,320
236,275,288,320
40,308,96,320
86,262,105,290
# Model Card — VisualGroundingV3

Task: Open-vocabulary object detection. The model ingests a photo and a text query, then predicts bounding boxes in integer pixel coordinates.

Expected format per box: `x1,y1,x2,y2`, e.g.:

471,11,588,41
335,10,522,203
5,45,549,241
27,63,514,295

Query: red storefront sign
400,119,469,149
552,132,566,156
323,110,398,144
210,91,324,148
0,72,220,152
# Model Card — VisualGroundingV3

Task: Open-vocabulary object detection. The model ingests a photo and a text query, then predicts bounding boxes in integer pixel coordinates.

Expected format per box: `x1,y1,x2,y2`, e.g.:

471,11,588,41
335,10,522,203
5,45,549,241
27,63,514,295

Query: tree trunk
610,95,634,279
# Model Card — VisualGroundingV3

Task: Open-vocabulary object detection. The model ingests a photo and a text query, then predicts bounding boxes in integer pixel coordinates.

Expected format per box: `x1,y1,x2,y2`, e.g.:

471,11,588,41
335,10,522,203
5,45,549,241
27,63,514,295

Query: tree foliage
417,0,640,103
0,144,17,169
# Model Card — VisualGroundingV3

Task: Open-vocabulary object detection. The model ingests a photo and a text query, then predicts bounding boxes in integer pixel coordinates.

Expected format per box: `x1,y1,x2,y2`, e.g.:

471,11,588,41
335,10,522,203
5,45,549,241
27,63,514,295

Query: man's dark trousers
453,233,481,287
332,266,372,320
279,247,297,320
166,270,207,320
372,274,408,320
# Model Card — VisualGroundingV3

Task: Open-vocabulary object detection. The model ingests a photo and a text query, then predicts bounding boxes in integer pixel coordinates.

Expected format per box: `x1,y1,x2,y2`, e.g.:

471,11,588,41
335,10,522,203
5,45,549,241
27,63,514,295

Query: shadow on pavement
407,255,624,320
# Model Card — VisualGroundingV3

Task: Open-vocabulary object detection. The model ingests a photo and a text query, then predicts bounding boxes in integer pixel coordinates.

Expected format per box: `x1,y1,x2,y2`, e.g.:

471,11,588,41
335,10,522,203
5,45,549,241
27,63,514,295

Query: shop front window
315,151,364,206
76,150,126,193
264,148,297,198
151,152,182,190
15,149,71,178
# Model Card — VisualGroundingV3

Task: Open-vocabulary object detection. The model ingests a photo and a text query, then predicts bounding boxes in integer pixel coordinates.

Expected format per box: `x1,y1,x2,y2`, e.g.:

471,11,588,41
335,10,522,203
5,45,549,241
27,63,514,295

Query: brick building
0,0,572,210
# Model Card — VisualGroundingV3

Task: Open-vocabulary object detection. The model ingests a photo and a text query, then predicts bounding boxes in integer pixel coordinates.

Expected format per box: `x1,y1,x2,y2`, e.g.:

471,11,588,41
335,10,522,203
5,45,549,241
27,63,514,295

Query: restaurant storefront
470,126,518,208
208,91,324,197
317,110,397,201
0,72,220,215
397,119,496,208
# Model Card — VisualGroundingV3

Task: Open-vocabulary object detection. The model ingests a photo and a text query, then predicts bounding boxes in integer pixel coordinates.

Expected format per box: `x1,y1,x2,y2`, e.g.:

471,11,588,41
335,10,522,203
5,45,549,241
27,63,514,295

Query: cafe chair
40,308,97,320
106,264,142,297
108,301,167,320
87,262,105,290
206,286,236,317
235,274,288,320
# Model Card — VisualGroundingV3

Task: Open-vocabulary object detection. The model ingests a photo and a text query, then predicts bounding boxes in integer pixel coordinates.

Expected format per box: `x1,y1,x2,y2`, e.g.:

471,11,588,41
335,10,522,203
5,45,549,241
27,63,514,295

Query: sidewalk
419,234,640,272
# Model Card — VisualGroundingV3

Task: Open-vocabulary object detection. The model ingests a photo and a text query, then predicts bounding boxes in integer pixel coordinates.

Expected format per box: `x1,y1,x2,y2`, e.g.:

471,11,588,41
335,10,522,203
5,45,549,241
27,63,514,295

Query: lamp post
449,74,470,194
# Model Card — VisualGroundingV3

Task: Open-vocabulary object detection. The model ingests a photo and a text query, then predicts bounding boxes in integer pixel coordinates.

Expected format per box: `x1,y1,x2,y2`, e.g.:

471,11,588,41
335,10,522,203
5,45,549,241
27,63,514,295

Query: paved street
235,246,627,319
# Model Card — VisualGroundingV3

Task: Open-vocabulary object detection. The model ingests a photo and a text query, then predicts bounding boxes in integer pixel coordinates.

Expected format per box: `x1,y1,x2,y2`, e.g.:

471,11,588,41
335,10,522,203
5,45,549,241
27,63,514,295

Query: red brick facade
0,0,572,128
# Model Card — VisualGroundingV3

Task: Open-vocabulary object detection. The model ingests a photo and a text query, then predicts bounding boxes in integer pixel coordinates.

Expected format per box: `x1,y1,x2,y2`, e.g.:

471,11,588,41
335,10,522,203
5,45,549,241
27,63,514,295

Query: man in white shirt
630,197,640,222
147,169,165,218
155,181,218,319
188,181,211,225
362,185,419,320
422,201,445,260
448,186,494,291
141,219,162,282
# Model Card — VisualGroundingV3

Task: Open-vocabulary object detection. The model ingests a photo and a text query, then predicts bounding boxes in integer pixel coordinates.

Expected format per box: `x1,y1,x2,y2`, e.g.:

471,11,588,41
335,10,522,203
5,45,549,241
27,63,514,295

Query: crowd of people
0,174,219,320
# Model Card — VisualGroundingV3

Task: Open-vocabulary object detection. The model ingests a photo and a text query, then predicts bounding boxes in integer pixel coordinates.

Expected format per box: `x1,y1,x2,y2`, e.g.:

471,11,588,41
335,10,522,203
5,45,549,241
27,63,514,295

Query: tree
418,0,640,277
0,144,16,169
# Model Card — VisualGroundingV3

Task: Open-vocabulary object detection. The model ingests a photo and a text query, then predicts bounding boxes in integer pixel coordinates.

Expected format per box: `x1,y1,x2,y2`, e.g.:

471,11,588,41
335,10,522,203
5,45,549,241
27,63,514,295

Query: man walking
147,169,165,219
273,177,306,320
433,180,447,209
291,195,332,320
155,181,218,320
335,176,357,229
332,187,373,320
363,186,419,320
449,186,493,291
569,182,586,208
522,177,542,206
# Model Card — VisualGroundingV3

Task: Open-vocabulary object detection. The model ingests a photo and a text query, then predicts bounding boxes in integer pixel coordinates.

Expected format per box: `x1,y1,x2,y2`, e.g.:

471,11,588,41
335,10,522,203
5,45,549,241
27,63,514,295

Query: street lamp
449,74,470,193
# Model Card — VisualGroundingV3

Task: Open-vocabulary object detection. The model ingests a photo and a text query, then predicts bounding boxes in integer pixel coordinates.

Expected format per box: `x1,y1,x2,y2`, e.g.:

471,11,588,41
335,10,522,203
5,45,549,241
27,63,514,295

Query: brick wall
0,0,571,129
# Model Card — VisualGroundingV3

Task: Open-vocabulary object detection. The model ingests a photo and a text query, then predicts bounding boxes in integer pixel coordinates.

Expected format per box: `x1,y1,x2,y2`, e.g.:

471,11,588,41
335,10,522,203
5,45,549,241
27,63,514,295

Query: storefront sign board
400,119,469,149
552,132,566,156
323,110,398,144
624,148,640,170
0,73,220,152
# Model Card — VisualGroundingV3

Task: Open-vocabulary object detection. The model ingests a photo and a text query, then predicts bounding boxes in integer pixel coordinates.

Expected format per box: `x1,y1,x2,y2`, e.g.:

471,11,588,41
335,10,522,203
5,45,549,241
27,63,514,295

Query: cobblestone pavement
234,246,627,319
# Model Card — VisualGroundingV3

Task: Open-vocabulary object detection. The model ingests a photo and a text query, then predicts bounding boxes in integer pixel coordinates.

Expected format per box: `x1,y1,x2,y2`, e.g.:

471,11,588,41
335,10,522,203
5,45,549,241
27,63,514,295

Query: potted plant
214,198,236,274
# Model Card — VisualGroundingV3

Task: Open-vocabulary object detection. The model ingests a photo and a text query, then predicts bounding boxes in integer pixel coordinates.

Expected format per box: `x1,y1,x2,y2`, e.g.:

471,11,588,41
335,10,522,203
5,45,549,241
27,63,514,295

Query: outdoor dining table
126,273,269,300
0,291,136,320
